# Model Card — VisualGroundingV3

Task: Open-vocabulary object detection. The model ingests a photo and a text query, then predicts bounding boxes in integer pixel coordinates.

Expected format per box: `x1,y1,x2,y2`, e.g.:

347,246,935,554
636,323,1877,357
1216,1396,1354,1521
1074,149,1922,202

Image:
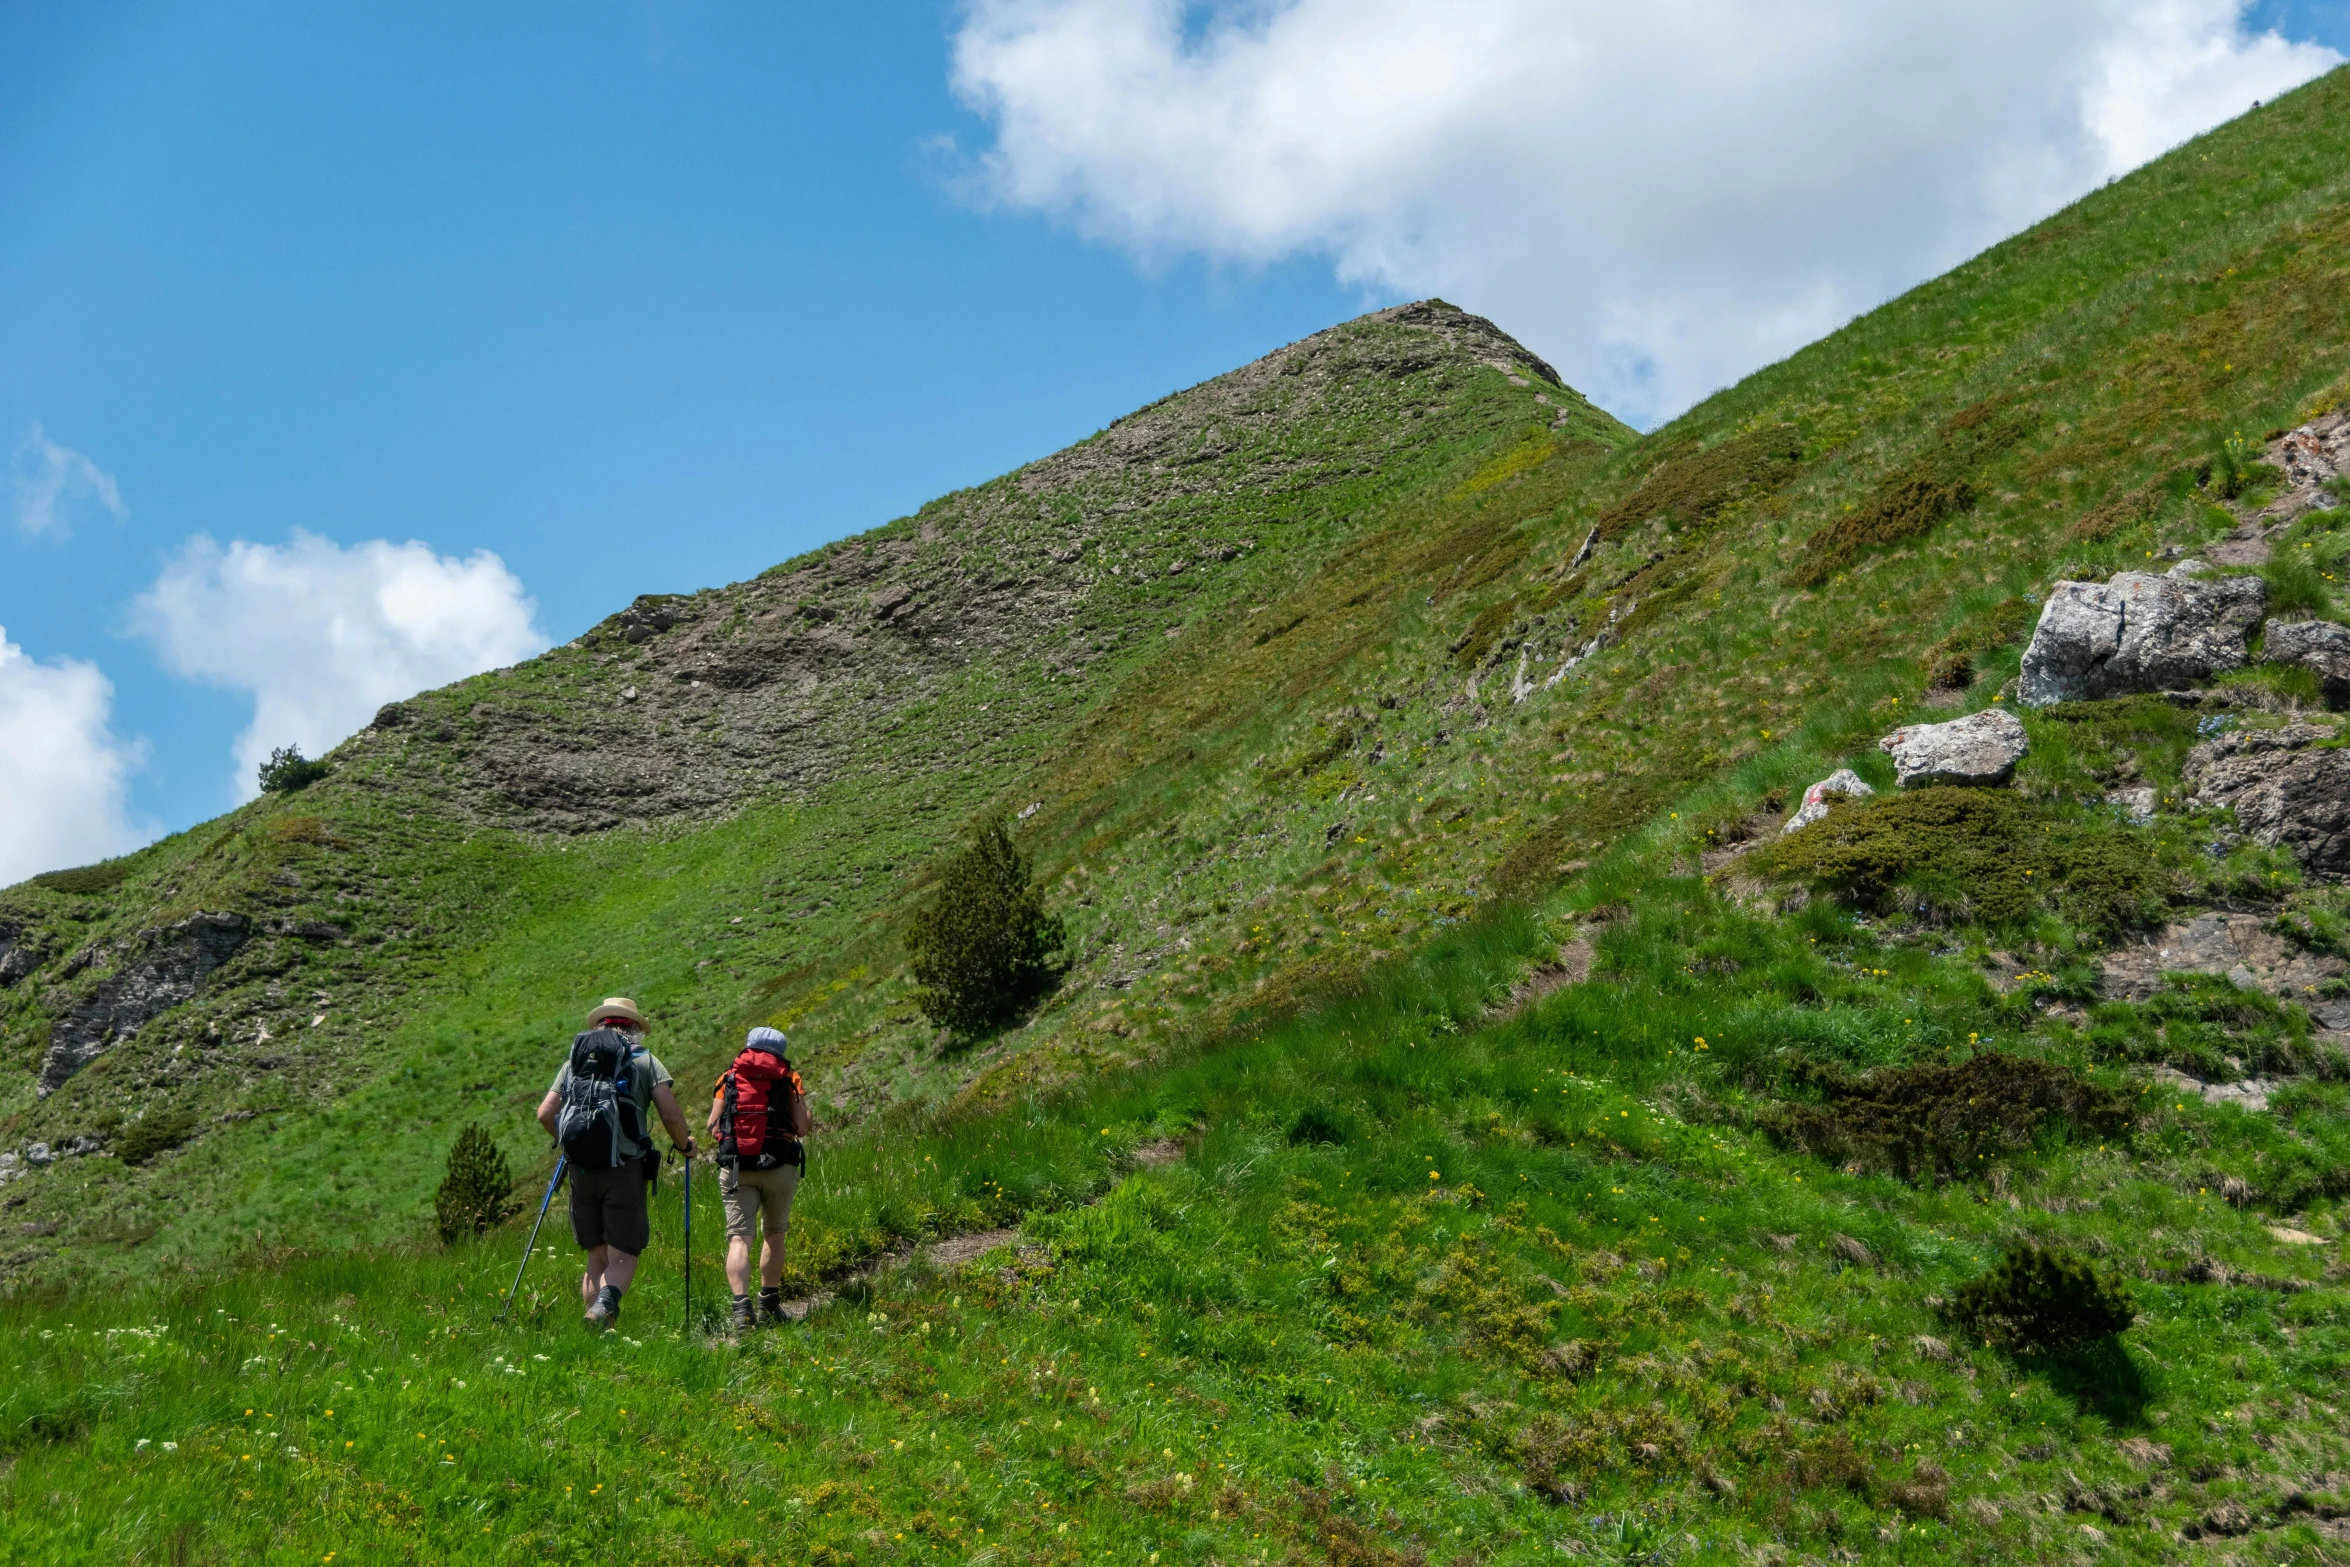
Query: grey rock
2262,618,2350,704
1878,708,2028,788
37,912,251,1096
2185,722,2350,875
2152,1065,2277,1113
24,1143,52,1166
0,927,37,988
2105,786,2157,823
2016,565,2266,705
1783,768,1875,834
2262,411,2350,524
2102,910,2345,1002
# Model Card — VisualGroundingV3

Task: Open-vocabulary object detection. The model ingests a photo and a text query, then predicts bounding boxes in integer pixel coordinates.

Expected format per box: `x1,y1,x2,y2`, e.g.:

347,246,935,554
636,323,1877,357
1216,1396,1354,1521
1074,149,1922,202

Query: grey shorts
720,1161,802,1245
568,1159,651,1256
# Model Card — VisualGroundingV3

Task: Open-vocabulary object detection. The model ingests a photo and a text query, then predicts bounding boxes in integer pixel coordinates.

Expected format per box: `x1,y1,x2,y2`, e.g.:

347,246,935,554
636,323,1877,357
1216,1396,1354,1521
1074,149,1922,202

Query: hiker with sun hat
535,996,695,1330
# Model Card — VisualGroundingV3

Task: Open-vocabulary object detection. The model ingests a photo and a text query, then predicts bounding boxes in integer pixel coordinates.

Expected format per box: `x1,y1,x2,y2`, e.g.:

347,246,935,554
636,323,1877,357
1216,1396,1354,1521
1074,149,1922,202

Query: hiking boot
584,1283,622,1330
730,1295,755,1333
757,1288,789,1327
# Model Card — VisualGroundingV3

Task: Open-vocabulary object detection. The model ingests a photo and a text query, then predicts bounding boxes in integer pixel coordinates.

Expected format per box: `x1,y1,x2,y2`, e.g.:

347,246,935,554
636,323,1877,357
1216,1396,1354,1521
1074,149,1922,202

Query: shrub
29,861,129,895
434,1124,517,1245
906,820,1067,1039
1749,787,2171,936
1950,1242,2135,1352
1760,1052,2135,1181
257,745,332,794
115,1109,199,1168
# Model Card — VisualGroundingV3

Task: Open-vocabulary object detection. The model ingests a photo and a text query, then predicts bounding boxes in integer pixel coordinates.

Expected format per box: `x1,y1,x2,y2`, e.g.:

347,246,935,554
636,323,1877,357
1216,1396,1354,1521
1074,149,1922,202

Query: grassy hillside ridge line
0,302,1621,1287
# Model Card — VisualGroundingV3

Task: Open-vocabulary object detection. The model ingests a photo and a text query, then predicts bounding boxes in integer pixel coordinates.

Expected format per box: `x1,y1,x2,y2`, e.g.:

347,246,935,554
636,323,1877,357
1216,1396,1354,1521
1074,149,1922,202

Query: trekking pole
682,1150,694,1333
498,1157,567,1325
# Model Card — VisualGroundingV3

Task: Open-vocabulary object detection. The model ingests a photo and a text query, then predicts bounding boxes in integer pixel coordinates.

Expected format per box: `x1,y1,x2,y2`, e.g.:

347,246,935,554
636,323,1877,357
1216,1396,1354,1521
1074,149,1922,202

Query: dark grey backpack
555,1028,644,1168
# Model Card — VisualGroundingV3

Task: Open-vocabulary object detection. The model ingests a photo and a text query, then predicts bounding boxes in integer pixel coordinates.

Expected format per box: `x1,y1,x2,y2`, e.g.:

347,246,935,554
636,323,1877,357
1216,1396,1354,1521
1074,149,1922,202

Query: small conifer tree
906,819,1066,1039
434,1123,517,1245
1952,1242,2134,1352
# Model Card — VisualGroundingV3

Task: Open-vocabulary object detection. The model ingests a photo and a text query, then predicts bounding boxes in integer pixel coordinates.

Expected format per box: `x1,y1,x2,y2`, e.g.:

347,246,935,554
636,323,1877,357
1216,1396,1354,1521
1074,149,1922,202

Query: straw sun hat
588,996,646,1029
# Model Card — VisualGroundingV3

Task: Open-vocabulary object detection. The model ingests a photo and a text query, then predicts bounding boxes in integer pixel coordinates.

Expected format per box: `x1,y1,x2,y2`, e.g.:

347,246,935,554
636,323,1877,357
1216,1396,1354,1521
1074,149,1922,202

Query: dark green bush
1950,1242,2134,1352
906,820,1067,1039
115,1110,199,1168
434,1124,516,1245
257,745,332,794
1750,786,2171,936
1760,1052,2135,1181
29,861,129,895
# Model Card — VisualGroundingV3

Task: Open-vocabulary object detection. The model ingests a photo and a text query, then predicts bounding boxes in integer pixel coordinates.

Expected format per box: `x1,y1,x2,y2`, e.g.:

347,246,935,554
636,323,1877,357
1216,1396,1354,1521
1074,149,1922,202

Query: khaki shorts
720,1161,802,1245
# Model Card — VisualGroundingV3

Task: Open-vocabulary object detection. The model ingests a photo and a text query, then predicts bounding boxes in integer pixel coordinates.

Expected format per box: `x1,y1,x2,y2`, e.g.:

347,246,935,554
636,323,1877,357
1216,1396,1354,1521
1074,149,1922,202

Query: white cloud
948,0,2340,425
0,629,148,886
133,532,548,801
11,423,127,537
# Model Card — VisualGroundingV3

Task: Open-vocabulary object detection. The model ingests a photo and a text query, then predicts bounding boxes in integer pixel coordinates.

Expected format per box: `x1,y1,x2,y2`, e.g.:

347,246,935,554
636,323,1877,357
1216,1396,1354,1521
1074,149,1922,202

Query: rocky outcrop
2016,564,2266,706
336,301,1597,835
2185,722,2350,877
1783,768,1874,834
2262,619,2350,705
2262,411,2350,524
36,913,251,1096
0,924,38,987
2100,911,2345,1003
1878,708,2028,788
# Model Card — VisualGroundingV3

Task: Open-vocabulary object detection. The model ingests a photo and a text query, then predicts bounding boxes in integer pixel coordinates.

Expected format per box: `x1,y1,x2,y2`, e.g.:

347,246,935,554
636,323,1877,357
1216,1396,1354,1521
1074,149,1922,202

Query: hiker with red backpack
535,997,697,1330
707,1025,812,1331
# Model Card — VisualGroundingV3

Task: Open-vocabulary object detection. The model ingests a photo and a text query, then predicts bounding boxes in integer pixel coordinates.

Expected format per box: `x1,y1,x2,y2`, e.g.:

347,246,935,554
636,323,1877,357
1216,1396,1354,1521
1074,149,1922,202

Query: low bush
257,745,332,794
1950,1242,2134,1352
115,1110,198,1168
1760,1051,2135,1181
1748,787,2172,936
434,1124,517,1245
28,861,129,895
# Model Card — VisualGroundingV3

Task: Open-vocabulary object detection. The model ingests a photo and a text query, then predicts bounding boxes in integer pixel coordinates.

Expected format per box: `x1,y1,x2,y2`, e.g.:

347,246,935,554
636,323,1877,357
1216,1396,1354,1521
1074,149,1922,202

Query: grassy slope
0,306,1628,1284
14,71,2350,1566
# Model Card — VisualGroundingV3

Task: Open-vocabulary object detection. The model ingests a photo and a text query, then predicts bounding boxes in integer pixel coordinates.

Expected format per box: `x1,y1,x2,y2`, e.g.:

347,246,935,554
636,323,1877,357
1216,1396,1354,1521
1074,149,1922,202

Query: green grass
7,885,2349,1563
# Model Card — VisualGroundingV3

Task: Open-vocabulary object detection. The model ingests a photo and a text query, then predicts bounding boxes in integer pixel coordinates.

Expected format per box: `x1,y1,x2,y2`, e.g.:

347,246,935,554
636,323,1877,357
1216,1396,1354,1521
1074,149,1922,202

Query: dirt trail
757,1138,1190,1328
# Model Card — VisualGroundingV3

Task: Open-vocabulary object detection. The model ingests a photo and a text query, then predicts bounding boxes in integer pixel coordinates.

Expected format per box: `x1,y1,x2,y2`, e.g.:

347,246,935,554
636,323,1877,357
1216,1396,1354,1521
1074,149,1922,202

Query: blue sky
2,2,2345,875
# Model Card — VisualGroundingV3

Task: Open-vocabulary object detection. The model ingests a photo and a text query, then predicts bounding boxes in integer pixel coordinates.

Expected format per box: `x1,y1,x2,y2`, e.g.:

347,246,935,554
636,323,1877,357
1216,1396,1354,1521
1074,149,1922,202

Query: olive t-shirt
549,1042,672,1162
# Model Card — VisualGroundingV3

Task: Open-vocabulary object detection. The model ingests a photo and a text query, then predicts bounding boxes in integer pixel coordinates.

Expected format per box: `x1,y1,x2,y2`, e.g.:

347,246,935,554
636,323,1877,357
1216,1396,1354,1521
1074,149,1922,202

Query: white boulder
1878,707,2028,789
2015,563,2265,706
1782,768,1875,834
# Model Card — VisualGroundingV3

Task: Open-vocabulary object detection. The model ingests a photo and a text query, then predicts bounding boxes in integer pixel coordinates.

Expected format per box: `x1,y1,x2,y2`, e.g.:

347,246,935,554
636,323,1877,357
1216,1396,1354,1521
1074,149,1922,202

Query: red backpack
716,1035,807,1171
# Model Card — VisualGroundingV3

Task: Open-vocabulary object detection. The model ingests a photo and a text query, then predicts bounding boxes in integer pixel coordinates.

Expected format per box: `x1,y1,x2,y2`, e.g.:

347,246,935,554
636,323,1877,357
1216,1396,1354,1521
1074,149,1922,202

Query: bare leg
580,1244,613,1307
759,1234,786,1289
725,1236,755,1297
603,1250,639,1292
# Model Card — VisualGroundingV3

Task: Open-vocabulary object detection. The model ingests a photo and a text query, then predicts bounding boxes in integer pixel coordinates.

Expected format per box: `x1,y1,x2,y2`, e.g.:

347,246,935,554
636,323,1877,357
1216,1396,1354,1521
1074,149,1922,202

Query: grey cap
745,1026,789,1053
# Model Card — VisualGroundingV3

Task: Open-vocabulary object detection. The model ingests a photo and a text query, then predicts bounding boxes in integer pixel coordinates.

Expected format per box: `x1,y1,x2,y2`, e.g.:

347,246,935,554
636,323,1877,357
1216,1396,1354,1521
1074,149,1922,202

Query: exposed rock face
1783,768,1875,834
2262,411,2350,524
37,913,250,1096
0,924,37,987
2262,619,2350,704
1878,708,2028,789
336,301,1593,834
2185,722,2350,876
2100,911,2345,1002
2016,565,2266,706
